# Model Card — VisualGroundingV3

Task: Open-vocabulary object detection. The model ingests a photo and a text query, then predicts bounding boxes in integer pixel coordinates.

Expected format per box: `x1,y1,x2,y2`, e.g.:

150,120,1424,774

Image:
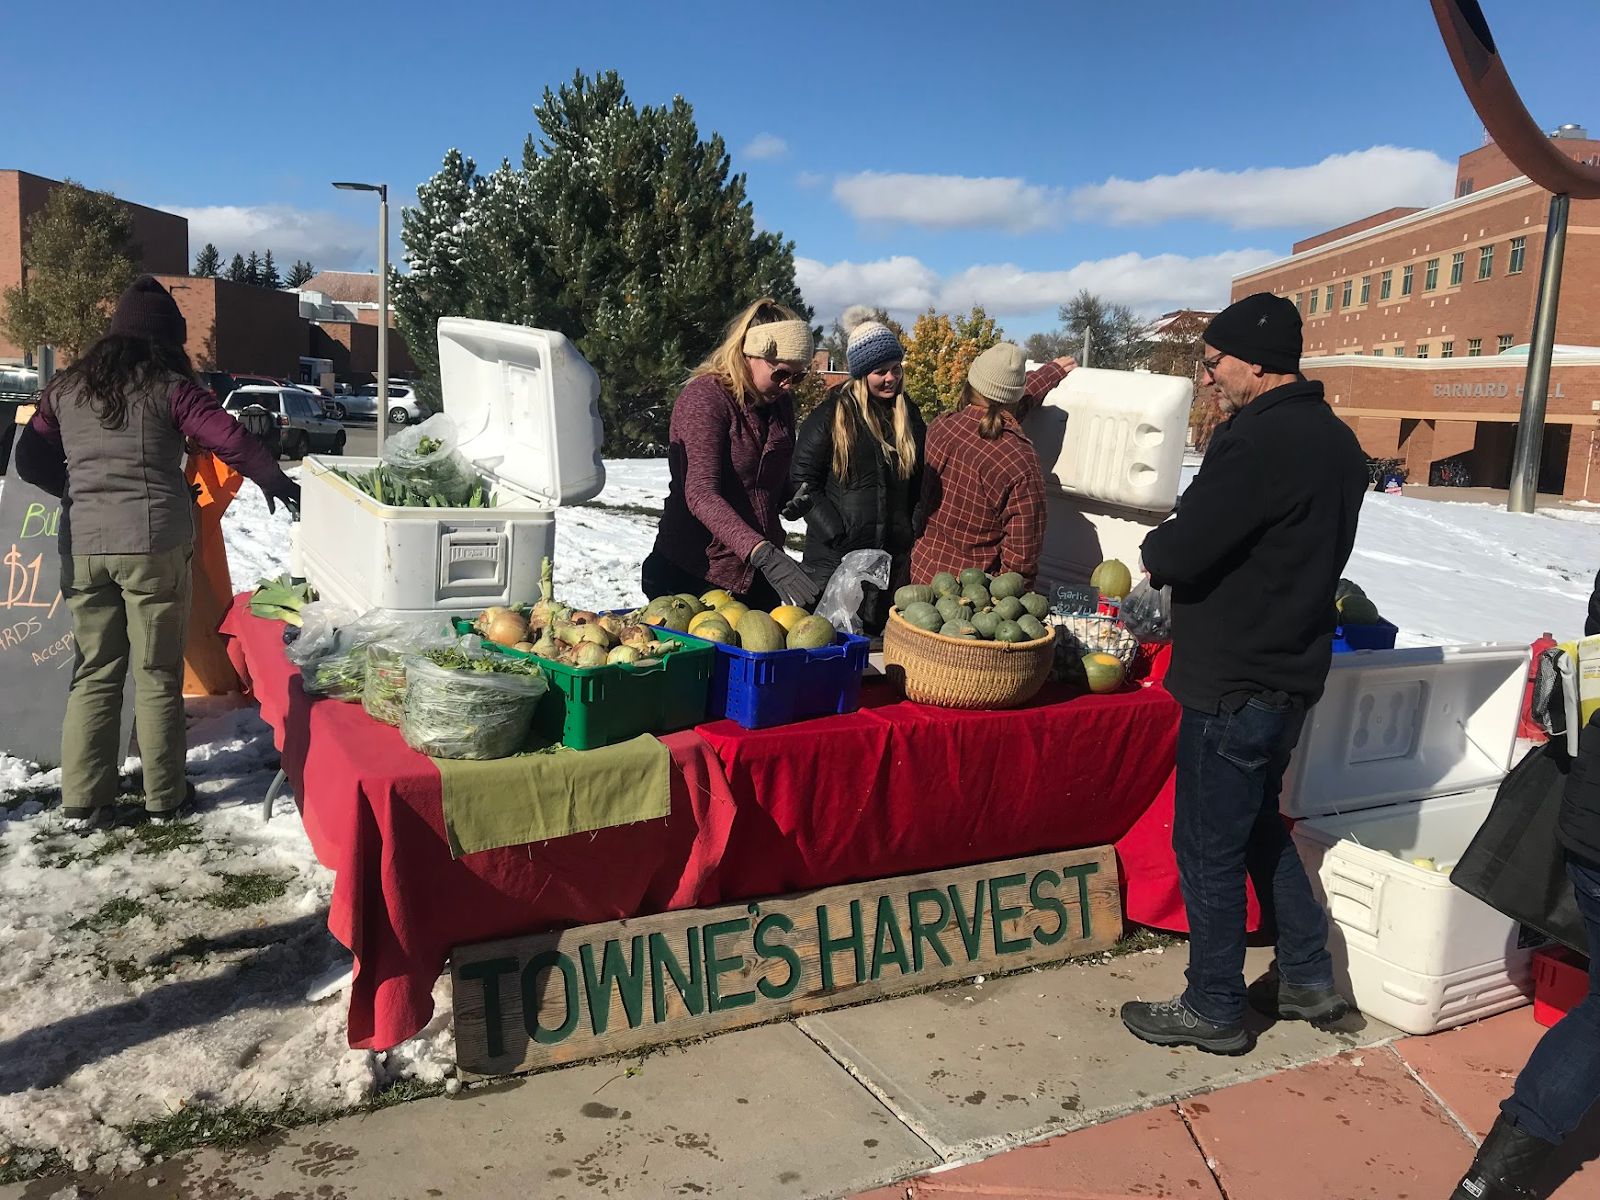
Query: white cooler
1282,642,1533,1035
298,318,606,617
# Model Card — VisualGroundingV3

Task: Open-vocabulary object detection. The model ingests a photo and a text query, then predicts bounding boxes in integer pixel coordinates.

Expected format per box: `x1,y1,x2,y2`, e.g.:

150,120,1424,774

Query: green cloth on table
437,733,672,858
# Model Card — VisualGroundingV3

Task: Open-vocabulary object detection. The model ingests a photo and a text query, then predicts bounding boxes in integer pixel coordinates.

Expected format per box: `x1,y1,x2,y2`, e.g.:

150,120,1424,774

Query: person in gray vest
15,276,299,830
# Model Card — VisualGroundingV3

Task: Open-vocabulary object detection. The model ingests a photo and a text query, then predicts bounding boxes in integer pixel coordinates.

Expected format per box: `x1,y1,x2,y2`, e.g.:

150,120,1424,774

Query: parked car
332,381,428,425
224,385,345,459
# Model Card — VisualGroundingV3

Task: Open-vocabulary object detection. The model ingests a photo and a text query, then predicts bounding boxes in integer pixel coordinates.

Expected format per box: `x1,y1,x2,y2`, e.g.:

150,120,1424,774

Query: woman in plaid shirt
910,345,1074,589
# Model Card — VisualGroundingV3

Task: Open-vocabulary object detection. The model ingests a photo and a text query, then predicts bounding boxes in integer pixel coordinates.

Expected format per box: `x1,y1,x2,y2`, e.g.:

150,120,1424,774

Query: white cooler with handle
1282,642,1534,1035
299,318,606,617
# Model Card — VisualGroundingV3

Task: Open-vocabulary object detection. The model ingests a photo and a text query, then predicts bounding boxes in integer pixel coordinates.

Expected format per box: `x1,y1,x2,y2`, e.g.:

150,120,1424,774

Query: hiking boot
60,805,117,836
1248,974,1353,1023
1450,1113,1556,1199
1120,997,1251,1055
147,781,198,825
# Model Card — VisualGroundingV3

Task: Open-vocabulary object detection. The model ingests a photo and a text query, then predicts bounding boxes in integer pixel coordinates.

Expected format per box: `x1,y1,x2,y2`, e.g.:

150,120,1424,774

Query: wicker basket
882,608,1056,709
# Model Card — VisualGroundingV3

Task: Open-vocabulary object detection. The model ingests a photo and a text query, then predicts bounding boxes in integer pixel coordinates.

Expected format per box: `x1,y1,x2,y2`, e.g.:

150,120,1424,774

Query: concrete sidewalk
4,944,1421,1200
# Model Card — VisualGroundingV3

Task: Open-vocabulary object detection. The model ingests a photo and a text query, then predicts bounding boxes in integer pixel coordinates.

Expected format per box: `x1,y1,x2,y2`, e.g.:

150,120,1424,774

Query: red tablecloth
220,600,740,1051
221,595,1197,1050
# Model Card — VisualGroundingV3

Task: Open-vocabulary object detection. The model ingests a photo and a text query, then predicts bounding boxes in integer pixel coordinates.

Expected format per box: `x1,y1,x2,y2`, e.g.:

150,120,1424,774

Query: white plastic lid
1280,643,1527,820
436,317,606,505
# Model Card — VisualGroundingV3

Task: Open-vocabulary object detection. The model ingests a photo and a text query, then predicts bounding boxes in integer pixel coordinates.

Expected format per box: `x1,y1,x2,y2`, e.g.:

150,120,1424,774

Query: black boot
1120,997,1251,1055
1450,1113,1557,1199
1247,973,1353,1023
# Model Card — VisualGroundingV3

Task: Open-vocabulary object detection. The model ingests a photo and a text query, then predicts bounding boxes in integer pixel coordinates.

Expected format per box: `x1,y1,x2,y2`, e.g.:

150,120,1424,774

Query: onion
485,611,530,647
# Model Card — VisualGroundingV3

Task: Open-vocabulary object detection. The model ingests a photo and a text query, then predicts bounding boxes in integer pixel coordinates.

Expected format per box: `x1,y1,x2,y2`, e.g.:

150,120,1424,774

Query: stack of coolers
1020,366,1192,591
297,318,607,617
1282,642,1534,1034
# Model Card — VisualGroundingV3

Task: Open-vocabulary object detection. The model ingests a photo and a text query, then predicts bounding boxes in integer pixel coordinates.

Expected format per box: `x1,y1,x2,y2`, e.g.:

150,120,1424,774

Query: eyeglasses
1199,352,1225,376
768,366,808,387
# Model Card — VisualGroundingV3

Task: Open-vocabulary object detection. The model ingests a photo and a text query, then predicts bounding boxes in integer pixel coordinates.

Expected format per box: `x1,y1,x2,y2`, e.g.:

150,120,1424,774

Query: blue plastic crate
675,628,872,729
1333,619,1399,653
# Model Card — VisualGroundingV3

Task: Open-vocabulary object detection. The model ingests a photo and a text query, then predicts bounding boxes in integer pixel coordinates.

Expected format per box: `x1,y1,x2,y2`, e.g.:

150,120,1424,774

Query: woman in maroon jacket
16,277,299,830
643,299,820,609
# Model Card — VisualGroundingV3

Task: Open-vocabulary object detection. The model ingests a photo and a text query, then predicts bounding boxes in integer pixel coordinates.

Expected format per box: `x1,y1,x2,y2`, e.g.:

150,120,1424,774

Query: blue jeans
1174,698,1335,1025
1503,855,1600,1145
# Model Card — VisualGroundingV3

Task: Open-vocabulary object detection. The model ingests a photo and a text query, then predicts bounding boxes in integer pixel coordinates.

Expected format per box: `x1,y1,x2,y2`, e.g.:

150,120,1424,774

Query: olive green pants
60,547,193,813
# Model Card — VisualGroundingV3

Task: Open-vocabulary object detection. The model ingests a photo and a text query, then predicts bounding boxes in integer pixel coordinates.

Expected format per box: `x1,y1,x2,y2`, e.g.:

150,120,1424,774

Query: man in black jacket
1121,292,1368,1055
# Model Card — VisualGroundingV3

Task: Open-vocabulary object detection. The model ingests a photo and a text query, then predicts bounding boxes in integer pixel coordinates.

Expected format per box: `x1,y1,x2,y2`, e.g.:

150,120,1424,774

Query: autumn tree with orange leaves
902,305,1004,422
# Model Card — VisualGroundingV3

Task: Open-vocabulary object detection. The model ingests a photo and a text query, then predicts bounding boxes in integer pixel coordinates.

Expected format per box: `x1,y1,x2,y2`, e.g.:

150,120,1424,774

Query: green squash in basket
959,567,989,588
940,621,978,639
992,619,1027,644
936,596,972,624
993,595,1024,622
990,571,1025,600
970,610,1001,639
895,584,937,610
961,582,991,610
1020,592,1050,620
1017,614,1049,642
902,602,945,633
931,572,962,598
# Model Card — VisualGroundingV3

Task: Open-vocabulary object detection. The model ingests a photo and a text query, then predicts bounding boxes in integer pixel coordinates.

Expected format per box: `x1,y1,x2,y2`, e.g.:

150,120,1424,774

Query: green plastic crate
449,619,713,750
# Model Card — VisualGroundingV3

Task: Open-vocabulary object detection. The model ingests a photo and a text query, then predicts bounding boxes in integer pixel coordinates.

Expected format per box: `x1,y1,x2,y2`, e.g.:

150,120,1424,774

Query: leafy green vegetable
249,575,315,626
331,465,494,509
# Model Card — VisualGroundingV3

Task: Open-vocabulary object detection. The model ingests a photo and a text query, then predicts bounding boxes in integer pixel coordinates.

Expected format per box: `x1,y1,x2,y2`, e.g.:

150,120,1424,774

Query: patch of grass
133,820,205,855
204,871,291,910
577,499,663,519
124,1098,334,1159
70,897,148,933
0,1144,68,1185
1108,925,1184,958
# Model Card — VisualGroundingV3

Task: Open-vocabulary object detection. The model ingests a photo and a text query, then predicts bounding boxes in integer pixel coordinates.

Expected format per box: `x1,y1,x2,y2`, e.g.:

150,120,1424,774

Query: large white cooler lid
1281,643,1527,821
435,317,606,506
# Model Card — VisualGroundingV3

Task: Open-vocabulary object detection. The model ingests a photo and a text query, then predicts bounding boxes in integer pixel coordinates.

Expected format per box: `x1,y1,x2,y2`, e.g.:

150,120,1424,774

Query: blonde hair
691,298,807,406
832,377,919,481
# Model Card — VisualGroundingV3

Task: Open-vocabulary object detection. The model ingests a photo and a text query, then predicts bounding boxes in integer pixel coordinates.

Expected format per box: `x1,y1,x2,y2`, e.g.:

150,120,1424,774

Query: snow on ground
3,456,1599,1177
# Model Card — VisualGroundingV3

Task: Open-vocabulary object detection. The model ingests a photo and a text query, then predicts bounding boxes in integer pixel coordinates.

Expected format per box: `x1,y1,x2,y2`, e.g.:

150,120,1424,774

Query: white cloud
796,248,1279,326
795,170,826,189
742,133,790,161
163,203,375,270
832,171,1065,233
1069,146,1456,230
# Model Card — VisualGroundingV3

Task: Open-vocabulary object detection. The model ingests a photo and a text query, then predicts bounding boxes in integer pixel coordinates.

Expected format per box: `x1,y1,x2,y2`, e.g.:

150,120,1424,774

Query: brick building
0,170,188,360
1232,127,1600,500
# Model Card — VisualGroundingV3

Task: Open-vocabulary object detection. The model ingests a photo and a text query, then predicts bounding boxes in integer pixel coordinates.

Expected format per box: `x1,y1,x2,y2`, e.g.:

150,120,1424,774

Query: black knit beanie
1203,292,1301,374
109,275,187,349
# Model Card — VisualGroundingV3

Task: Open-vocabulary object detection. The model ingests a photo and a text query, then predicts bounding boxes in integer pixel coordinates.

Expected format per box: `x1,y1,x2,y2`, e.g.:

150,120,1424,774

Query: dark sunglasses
769,366,809,386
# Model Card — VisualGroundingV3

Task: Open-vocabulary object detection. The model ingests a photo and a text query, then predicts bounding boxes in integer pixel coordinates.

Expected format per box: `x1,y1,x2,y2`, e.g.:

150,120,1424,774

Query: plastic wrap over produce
400,648,549,760
361,617,455,725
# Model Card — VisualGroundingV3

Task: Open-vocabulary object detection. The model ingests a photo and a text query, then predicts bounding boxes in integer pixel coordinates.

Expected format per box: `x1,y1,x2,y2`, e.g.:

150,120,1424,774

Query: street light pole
1507,191,1569,513
333,180,390,456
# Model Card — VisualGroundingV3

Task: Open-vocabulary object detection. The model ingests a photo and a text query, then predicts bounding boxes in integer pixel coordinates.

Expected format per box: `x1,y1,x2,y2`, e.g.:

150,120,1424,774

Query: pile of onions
478,606,530,647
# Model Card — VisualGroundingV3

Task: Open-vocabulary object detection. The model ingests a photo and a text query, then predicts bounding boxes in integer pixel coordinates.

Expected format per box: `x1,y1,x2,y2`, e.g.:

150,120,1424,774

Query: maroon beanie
109,275,187,349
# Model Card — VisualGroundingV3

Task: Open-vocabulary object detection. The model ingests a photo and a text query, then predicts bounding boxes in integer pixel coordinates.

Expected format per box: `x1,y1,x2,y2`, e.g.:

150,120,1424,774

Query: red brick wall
156,275,305,377
1293,208,1424,255
1235,180,1600,360
1457,138,1600,194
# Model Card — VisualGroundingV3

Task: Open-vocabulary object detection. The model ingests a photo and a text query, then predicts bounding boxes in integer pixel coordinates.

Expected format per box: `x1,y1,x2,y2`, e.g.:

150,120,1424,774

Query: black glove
750,541,820,609
265,477,302,518
781,481,816,523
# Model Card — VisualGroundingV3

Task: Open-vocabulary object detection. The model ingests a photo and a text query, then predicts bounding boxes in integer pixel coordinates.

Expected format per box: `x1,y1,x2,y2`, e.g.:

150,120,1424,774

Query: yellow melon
769,605,810,632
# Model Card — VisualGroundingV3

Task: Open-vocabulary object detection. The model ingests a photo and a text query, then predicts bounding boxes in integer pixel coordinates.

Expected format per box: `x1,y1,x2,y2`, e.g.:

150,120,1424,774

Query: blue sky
8,0,1599,337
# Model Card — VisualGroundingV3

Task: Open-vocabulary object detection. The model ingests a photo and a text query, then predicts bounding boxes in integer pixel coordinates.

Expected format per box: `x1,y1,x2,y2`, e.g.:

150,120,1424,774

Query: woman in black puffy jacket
786,309,925,633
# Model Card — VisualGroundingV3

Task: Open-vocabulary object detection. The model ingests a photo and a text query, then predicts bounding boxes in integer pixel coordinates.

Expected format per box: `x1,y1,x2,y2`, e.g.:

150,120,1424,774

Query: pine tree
226,253,247,282
244,250,261,286
394,72,810,452
259,249,282,289
194,242,221,277
0,179,140,356
286,259,315,288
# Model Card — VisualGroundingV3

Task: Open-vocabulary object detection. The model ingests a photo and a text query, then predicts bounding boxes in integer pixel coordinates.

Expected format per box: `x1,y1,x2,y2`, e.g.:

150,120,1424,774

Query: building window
1417,344,1429,359
1441,340,1454,358
1478,245,1494,280
1458,177,1474,197
1468,337,1482,356
1309,289,1319,314
1360,275,1371,304
1380,270,1393,300
1498,334,1514,354
1509,236,1526,274
1372,347,1383,357
1450,251,1465,286
1325,284,1336,312
1401,264,1414,296
1342,279,1353,307
1295,292,1304,311
1425,257,1439,290
1394,344,1405,356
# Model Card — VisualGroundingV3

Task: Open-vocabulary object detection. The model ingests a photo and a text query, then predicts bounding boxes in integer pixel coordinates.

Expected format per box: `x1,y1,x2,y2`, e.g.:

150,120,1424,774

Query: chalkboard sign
1051,583,1100,617
0,476,132,767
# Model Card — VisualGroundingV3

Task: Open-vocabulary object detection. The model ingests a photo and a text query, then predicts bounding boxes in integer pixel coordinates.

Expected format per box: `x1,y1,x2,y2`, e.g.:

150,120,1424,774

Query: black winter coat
1141,378,1368,712
789,388,927,588
1561,572,1600,865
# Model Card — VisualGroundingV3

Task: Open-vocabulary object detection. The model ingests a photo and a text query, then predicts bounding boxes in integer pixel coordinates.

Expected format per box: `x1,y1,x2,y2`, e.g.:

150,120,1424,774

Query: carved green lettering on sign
580,936,647,1034
524,950,580,1045
753,912,801,1001
987,872,1030,954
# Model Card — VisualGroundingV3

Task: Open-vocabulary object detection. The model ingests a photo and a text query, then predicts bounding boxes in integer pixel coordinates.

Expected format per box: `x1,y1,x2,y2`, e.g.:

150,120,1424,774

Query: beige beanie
743,319,815,364
967,342,1027,405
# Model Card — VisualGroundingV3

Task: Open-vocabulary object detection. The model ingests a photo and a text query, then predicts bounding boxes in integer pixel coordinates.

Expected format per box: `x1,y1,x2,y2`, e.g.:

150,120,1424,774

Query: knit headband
743,319,814,363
